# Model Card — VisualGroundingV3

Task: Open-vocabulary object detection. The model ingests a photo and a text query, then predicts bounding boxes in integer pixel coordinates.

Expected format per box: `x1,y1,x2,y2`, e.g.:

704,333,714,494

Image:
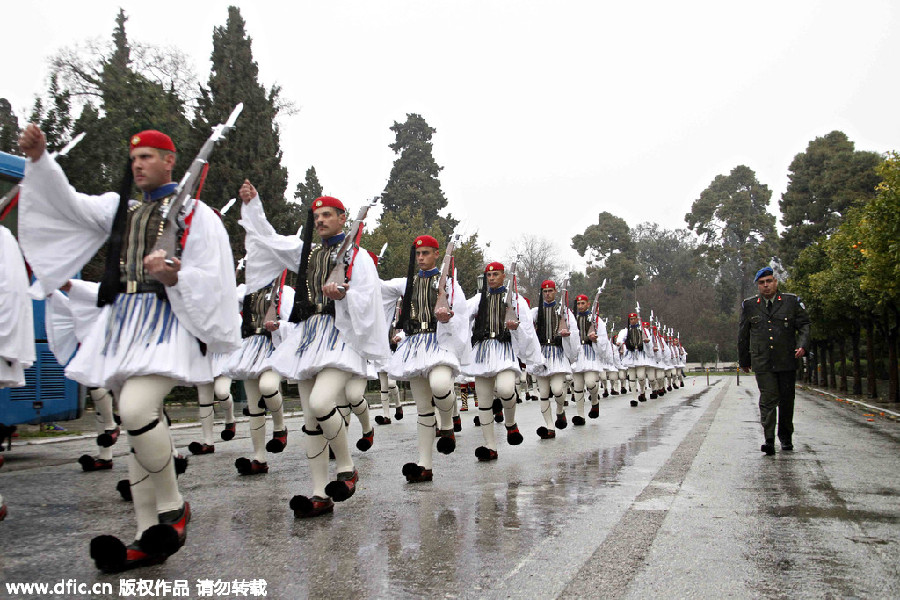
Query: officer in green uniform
738,267,810,456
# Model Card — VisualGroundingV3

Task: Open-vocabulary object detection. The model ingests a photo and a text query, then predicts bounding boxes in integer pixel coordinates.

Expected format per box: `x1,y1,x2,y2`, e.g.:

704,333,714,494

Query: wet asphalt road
1,376,898,599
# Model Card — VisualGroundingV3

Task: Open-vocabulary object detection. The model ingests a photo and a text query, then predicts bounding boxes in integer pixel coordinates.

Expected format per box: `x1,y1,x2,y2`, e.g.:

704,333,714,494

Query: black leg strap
246,409,266,418
127,419,160,436
316,407,337,422
262,390,279,399
302,425,324,436
433,390,452,400
198,402,215,407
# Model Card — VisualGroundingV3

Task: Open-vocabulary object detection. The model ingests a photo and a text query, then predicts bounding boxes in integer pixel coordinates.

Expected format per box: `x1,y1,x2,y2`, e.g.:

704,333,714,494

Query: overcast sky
5,0,898,271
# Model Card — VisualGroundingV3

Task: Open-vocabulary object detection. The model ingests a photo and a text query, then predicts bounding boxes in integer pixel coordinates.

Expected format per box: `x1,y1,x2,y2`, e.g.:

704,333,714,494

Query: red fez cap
628,313,638,318
484,261,505,273
541,280,556,290
575,294,589,302
312,196,345,212
414,235,439,249
367,249,379,267
642,321,650,327
130,130,176,153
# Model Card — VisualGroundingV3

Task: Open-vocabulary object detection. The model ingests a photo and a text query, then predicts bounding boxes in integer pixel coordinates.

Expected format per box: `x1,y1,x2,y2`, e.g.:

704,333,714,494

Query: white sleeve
18,152,119,297
333,250,390,360
466,294,482,332
510,295,543,367
240,195,304,292
271,286,295,348
165,202,241,353
436,278,471,364
0,227,35,367
562,308,580,363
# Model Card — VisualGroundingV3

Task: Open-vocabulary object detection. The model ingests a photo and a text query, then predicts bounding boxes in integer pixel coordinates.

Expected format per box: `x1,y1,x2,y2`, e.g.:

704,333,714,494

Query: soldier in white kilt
616,313,654,407
528,280,579,439
382,235,470,483
239,190,388,517
18,126,240,572
0,224,36,521
570,294,604,424
463,262,541,461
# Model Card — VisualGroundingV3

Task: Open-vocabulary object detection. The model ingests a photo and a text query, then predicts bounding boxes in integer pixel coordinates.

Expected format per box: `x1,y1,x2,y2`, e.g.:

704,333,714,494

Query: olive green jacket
738,292,810,372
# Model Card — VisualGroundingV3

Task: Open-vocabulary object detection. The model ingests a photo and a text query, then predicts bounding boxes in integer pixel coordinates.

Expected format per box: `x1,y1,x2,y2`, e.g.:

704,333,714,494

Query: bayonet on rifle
434,234,460,316
156,103,243,264
504,261,519,325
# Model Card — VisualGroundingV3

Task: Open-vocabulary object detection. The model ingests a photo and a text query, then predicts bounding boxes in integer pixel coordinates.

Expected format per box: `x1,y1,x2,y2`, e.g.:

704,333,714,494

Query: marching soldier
19,125,241,571
463,262,541,461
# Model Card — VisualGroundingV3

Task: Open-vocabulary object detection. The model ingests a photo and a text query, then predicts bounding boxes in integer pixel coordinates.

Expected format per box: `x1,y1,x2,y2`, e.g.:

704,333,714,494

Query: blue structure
0,150,83,426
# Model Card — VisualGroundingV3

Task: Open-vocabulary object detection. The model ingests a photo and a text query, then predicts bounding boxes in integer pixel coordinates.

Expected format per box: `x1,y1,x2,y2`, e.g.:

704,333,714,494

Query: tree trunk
819,341,829,388
889,328,898,403
838,336,848,393
866,321,878,399
851,323,862,395
827,339,837,389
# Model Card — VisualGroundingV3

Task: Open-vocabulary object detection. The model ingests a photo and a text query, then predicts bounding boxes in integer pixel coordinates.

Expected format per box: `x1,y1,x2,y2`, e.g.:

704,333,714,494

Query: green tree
685,165,777,309
184,5,296,264
48,9,191,196
0,98,20,153
380,113,457,237
779,131,881,267
856,152,900,401
571,211,634,267
293,166,324,231
361,207,445,281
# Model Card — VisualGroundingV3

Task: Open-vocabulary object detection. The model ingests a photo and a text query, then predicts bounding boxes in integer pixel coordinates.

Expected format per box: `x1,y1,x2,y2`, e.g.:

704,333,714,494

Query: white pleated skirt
269,313,367,381
620,349,654,368
572,343,604,372
387,332,461,380
223,334,275,380
528,344,572,377
66,292,212,390
0,359,25,388
461,339,521,378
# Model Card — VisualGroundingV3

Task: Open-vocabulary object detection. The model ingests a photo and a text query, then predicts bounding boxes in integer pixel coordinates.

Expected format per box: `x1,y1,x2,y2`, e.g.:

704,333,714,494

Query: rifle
377,242,388,263
1,132,86,213
389,297,402,349
155,103,243,265
434,234,460,316
587,278,607,337
263,270,288,326
557,276,570,336
504,261,519,325
324,198,379,290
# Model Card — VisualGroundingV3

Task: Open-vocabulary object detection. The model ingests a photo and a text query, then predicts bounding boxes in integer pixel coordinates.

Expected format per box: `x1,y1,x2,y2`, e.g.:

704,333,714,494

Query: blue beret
755,267,774,281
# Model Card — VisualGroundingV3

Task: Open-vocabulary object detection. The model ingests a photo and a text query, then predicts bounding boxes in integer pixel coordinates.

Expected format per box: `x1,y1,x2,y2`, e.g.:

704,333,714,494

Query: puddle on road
378,386,718,598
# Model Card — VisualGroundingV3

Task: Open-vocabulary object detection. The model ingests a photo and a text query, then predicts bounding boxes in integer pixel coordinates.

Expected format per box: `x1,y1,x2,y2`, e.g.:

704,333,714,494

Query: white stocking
119,375,181,539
